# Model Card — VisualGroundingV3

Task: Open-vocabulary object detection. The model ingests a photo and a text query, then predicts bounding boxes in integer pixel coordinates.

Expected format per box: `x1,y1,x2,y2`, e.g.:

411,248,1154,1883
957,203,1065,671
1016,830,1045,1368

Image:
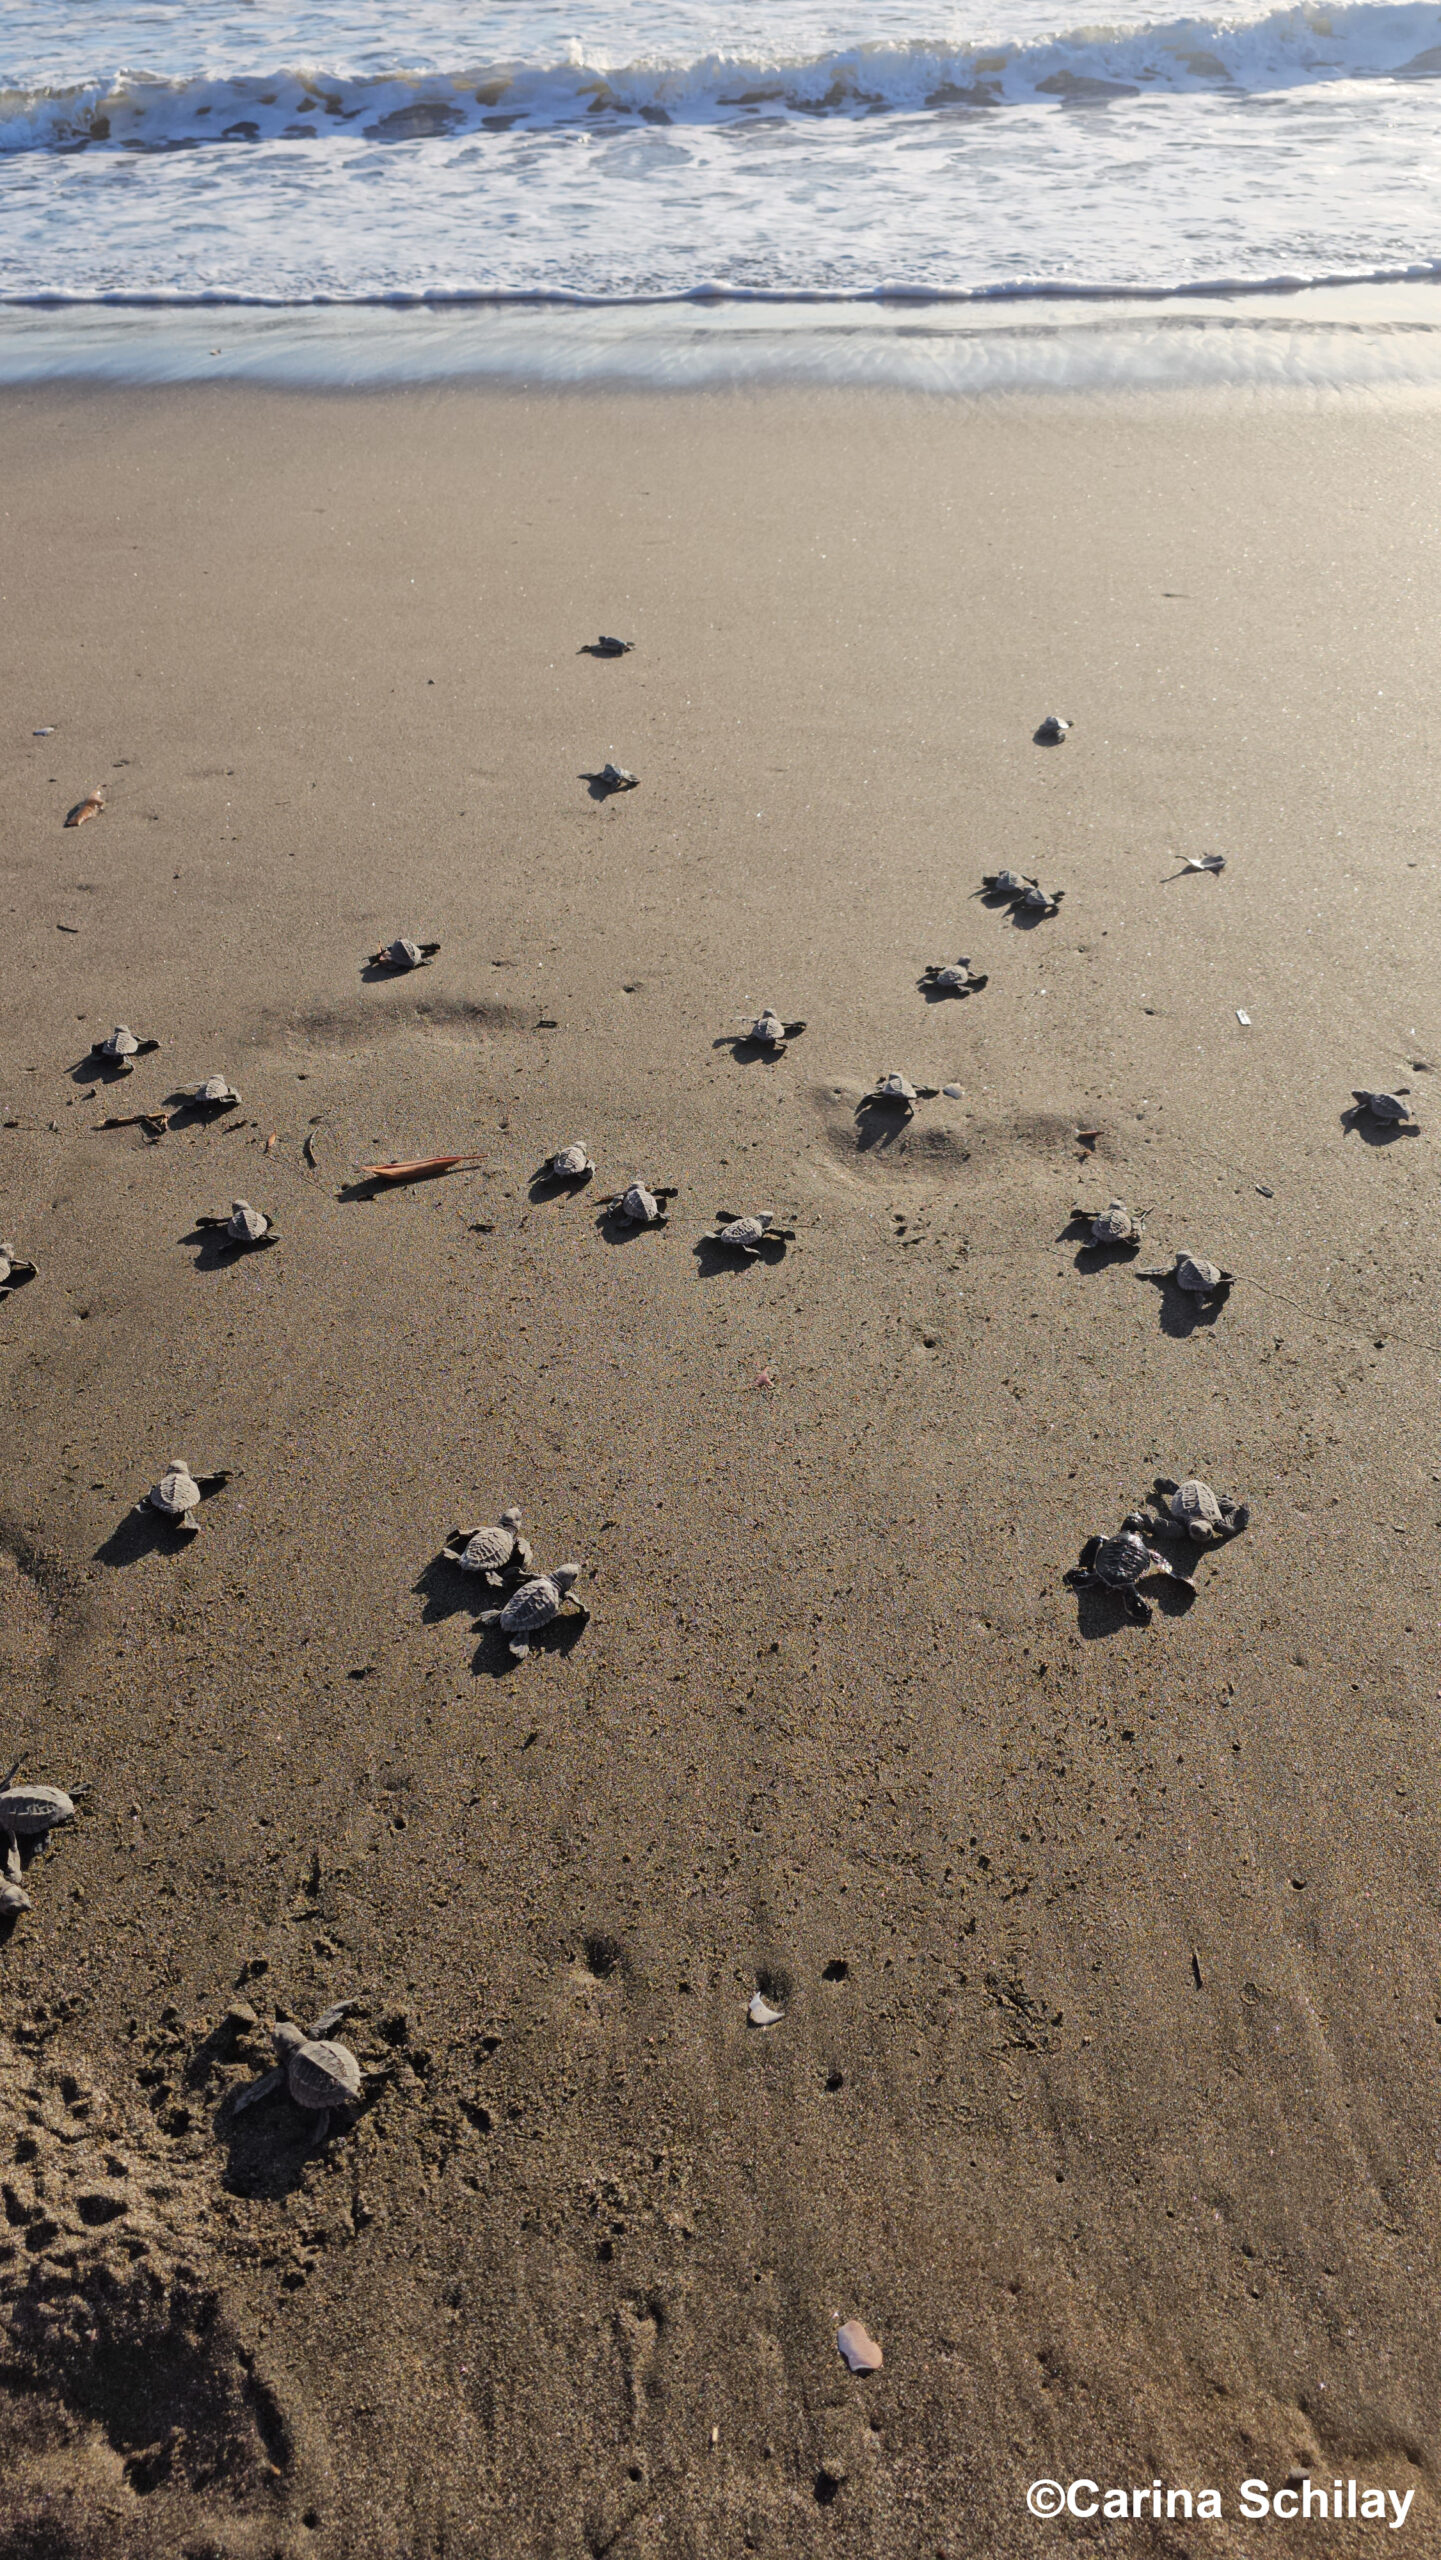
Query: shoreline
4,279,1441,395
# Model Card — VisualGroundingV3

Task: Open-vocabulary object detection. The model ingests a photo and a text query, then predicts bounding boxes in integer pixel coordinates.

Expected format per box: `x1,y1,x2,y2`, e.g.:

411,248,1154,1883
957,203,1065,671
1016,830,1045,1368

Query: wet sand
2,381,1440,2559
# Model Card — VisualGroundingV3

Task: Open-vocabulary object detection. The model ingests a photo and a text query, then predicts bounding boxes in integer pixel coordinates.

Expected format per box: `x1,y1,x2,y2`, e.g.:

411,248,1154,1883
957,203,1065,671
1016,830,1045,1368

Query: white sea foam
3,0,1440,319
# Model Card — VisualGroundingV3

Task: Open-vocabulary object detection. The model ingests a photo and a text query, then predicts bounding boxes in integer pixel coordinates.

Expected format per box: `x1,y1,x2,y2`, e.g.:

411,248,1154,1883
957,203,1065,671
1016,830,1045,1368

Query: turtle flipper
478,1608,502,1626
233,2064,285,2114
509,1639,531,1659
1122,1590,1153,1624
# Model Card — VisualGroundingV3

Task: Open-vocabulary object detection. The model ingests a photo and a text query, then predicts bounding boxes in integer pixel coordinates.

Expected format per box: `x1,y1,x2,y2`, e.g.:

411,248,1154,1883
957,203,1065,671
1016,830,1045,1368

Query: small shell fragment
942,1083,963,1099
1236,1009,1251,1026
837,2319,883,2374
64,788,106,828
748,1993,784,2029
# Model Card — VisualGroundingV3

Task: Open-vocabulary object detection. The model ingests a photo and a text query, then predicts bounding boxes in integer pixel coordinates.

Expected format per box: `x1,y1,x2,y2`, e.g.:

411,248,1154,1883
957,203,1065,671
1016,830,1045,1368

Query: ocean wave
5,4,1441,154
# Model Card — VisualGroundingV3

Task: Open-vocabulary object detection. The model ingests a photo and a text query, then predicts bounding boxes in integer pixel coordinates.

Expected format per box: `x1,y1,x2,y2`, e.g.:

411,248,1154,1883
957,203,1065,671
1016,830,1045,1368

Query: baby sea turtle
1065,1521,1180,1625
601,1181,678,1228
480,1564,588,1660
599,764,639,791
0,1243,38,1300
138,1458,229,1535
196,1199,278,1251
1075,1200,1144,1250
861,1072,941,1119
1351,1088,1416,1126
920,958,988,998
1148,1476,1249,1544
1035,714,1071,744
188,1073,241,1113
981,870,1064,916
0,1763,81,1917
89,1025,160,1075
540,1141,595,1186
592,636,634,656
736,1009,807,1053
708,1211,796,1258
233,2003,363,2151
369,936,440,971
442,1507,533,1584
1148,1248,1234,1301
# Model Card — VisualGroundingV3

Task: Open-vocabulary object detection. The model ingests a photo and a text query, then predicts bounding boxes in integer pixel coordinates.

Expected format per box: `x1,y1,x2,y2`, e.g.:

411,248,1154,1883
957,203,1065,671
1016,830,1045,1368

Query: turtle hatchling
480,1563,588,1660
599,763,639,790
443,1506,533,1584
233,2004,364,2151
981,870,1064,916
138,1457,229,1534
189,1073,241,1113
1075,1200,1144,1251
920,958,988,998
369,936,440,971
601,1180,677,1228
0,1243,37,1300
1351,1088,1417,1126
862,1072,941,1118
541,1141,595,1185
0,1763,81,1918
1035,714,1071,744
736,1008,807,1053
1153,1247,1234,1300
1065,1521,1181,1625
196,1199,278,1250
708,1211,796,1258
592,636,634,656
90,1025,160,1075
1148,1476,1249,1544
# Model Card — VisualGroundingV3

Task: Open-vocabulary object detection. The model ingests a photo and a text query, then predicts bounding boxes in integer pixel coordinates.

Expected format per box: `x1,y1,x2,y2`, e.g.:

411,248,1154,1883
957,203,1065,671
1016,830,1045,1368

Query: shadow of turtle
917,973,987,1004
213,2083,365,2201
0,1264,38,1302
1032,721,1068,746
529,1164,594,1204
715,1034,789,1065
1341,1105,1420,1146
692,1235,790,1277
1069,1568,1197,1639
68,1049,155,1087
854,1101,922,1152
581,770,634,801
163,1094,240,1130
94,1477,228,1567
472,1608,589,1678
1139,1274,1229,1337
595,1206,668,1245
413,1550,499,1626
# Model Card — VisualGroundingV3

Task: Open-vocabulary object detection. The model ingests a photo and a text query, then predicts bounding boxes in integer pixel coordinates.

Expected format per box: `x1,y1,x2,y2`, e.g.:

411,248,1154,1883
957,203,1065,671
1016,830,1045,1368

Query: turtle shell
196,1073,237,1105
1171,1479,1223,1528
550,1143,590,1178
1093,1530,1155,1589
227,1201,270,1244
1365,1091,1409,1121
1175,1251,1224,1292
0,1246,18,1285
101,1026,140,1058
719,1214,768,1245
620,1182,658,1223
458,1522,519,1573
151,1461,201,1515
0,1783,75,1838
287,2037,362,2110
987,871,1030,896
876,1073,917,1100
500,1576,564,1636
1093,1202,1139,1244
385,937,423,968
750,1010,785,1044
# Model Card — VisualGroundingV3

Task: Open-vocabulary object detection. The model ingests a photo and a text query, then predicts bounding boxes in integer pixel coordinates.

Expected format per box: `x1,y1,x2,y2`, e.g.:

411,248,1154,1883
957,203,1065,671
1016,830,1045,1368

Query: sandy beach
2,380,1440,2558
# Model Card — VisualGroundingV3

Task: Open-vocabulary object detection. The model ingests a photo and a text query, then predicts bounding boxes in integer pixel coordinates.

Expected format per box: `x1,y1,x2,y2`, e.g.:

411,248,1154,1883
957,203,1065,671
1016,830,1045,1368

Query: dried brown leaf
64,789,106,829
358,1152,482,1184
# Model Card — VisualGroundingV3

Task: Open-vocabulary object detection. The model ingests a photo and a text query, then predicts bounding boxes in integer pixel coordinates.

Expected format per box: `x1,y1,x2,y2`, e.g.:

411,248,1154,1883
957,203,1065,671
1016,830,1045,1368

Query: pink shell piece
836,2319,883,2374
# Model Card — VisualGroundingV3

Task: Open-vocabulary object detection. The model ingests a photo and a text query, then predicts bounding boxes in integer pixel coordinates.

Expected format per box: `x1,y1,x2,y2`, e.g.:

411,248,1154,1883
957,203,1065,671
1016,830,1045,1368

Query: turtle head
273,2020,306,2059
500,1508,523,1530
551,1563,582,1596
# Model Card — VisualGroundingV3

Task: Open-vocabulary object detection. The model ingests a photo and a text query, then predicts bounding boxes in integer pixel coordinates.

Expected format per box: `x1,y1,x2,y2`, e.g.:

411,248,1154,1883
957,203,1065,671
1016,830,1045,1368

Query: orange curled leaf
359,1152,483,1185
64,789,106,829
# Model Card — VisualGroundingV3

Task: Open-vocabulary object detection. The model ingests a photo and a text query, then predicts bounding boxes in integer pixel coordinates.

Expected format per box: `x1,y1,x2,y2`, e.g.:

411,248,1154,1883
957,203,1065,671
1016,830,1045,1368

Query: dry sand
1,381,1440,2558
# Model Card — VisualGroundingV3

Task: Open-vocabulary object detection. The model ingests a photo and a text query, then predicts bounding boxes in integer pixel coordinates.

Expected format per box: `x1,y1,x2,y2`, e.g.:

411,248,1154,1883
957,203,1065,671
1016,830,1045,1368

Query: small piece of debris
1236,1009,1251,1027
1075,1128,1101,1148
264,1131,277,1154
95,1110,168,1138
754,1367,776,1392
1034,714,1071,744
1256,1183,1274,1198
303,1131,319,1167
748,1992,784,2028
56,922,80,933
33,726,55,737
836,2320,883,2374
63,788,106,829
1181,854,1226,874
358,1153,483,1184
942,1082,963,1099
